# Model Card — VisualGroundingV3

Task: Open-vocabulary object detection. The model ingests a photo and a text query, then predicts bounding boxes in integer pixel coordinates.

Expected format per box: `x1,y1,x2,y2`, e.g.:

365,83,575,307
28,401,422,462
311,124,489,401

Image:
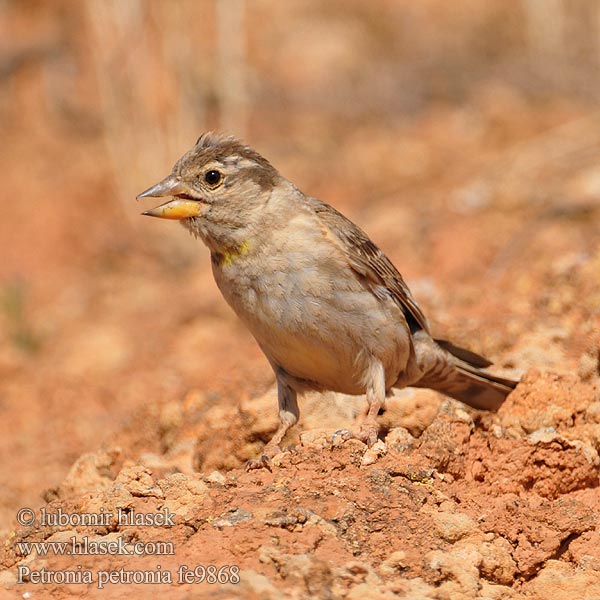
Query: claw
331,426,378,448
331,429,353,447
245,454,273,472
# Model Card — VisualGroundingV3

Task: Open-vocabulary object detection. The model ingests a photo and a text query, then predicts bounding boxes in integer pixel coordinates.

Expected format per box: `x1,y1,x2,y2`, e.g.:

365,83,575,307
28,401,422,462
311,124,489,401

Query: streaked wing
307,197,430,334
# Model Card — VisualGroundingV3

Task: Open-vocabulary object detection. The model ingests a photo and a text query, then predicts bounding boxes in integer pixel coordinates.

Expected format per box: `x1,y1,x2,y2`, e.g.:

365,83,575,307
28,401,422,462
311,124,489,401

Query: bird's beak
137,175,202,220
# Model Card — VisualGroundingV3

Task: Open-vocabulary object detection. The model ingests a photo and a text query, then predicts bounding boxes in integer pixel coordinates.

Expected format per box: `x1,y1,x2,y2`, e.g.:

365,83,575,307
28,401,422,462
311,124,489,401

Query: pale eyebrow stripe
222,155,260,169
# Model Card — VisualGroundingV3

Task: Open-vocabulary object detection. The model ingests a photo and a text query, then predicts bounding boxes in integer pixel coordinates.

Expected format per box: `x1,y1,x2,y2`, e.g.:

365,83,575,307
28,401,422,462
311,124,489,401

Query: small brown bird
138,133,517,465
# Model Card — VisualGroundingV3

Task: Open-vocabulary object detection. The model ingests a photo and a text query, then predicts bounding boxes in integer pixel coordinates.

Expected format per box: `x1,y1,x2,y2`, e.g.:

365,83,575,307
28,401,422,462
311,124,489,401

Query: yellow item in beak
142,199,201,220
137,175,203,220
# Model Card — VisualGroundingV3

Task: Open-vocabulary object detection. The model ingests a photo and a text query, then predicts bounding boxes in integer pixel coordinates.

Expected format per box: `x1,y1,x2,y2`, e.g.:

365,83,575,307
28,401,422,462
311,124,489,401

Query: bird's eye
204,170,222,187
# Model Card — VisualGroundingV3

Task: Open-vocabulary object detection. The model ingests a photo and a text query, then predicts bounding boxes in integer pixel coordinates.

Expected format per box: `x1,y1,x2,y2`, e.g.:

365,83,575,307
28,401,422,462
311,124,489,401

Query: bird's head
137,133,280,225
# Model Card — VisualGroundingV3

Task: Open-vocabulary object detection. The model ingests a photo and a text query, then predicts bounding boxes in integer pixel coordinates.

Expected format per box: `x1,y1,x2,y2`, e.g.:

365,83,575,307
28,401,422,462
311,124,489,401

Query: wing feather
307,197,430,334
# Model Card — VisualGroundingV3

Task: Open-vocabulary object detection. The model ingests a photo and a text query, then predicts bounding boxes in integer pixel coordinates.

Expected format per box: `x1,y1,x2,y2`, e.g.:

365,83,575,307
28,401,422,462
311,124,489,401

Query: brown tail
412,336,518,411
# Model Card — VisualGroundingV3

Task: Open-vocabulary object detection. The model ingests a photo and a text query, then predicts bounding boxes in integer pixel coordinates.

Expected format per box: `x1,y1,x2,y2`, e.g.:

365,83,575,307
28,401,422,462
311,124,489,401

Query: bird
137,132,517,466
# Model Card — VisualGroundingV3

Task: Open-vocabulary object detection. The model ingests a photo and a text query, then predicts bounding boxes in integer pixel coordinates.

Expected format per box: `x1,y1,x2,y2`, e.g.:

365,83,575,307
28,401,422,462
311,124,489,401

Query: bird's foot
331,422,379,448
245,443,286,472
245,454,273,472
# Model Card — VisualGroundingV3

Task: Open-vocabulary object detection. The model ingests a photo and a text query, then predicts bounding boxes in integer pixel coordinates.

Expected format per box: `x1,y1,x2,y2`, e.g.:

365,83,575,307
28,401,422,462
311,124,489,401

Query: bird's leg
334,360,385,448
267,373,300,453
357,361,385,446
246,370,299,471
357,399,381,447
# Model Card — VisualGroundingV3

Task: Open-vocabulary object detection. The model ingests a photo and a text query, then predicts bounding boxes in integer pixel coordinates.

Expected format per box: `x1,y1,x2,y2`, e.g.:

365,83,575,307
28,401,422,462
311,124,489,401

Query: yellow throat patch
212,240,251,267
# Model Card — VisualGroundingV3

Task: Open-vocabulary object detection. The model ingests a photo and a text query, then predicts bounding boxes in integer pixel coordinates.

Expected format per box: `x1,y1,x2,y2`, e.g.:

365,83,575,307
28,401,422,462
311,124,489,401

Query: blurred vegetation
2,1,600,153
0,280,41,354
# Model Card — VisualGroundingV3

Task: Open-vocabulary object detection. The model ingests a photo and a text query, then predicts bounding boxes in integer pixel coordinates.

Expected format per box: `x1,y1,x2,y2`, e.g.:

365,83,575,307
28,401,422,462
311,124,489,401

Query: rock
0,567,18,587
362,440,387,466
526,560,600,600
346,582,398,600
426,544,482,599
468,433,600,498
300,428,335,450
213,508,253,528
432,511,479,543
384,427,417,452
478,581,518,599
482,497,596,577
235,570,281,598
479,536,517,585
498,371,595,435
378,550,407,577
57,448,122,497
258,547,334,598
205,470,227,485
585,402,600,423
379,388,440,437
114,464,163,498
385,576,436,599
527,427,558,444
578,351,599,380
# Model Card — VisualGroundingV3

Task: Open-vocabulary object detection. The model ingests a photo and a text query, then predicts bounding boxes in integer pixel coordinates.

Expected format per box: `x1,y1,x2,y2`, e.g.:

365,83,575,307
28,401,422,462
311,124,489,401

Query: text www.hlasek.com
17,536,174,557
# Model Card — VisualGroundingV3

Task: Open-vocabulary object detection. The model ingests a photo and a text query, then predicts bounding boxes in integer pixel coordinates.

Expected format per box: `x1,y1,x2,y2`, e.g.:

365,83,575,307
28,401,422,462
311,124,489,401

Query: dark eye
204,170,222,186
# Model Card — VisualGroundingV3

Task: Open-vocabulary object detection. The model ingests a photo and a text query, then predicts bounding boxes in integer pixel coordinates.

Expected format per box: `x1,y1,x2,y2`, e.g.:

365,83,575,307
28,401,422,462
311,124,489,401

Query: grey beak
136,175,187,200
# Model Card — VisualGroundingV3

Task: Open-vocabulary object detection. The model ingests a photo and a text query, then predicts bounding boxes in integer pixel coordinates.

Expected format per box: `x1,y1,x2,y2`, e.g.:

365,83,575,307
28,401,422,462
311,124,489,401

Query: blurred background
2,0,600,529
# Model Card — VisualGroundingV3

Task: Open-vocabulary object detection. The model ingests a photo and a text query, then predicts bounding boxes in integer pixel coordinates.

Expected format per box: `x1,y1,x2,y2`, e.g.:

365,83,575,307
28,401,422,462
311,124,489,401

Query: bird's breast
210,227,410,393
